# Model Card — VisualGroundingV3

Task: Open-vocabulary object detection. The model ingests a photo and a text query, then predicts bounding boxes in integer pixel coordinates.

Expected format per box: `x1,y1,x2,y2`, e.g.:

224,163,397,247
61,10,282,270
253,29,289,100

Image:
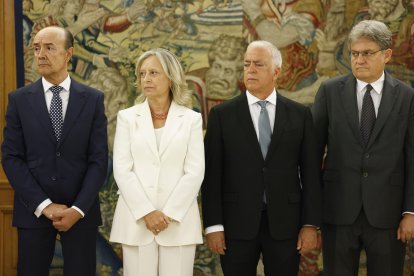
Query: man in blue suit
2,26,108,276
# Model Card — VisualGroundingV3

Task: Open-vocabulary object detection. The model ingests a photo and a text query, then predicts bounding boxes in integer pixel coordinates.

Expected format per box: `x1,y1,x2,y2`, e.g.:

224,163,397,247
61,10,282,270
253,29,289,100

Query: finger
397,227,402,240
217,247,226,255
297,237,302,250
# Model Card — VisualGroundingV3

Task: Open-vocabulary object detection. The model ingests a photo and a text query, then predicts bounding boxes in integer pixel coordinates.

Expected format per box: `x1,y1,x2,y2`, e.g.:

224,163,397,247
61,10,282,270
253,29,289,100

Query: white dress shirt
34,75,84,218
205,90,277,234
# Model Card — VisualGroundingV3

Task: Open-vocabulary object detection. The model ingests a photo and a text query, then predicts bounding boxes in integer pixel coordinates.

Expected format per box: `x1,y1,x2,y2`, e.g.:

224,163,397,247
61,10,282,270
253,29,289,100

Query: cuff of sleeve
205,225,224,234
303,224,320,230
71,206,85,218
34,199,52,218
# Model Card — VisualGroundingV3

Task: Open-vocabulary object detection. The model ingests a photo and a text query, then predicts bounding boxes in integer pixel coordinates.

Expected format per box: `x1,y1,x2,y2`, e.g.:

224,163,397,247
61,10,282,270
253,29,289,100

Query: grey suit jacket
312,73,414,228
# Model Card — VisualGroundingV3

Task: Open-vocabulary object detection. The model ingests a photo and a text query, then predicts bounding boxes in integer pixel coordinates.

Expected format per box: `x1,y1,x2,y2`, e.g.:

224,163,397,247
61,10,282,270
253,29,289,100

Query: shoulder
210,94,245,114
391,77,414,95
8,79,42,98
174,103,202,124
277,93,309,114
320,74,351,89
71,79,104,97
118,104,139,118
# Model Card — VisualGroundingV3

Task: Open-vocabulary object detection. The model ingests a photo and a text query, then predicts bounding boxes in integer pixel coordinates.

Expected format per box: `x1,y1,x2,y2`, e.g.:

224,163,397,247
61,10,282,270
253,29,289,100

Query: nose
354,54,366,63
245,63,256,72
143,72,151,82
36,47,47,58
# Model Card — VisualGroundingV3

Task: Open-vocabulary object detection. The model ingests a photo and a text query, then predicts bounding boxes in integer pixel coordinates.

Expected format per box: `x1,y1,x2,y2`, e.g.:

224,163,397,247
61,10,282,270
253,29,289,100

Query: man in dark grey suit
2,26,107,276
202,40,321,275
312,20,414,276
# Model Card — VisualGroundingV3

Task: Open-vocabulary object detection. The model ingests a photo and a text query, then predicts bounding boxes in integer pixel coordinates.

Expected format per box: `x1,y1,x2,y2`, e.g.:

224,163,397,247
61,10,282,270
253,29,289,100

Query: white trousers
122,241,196,276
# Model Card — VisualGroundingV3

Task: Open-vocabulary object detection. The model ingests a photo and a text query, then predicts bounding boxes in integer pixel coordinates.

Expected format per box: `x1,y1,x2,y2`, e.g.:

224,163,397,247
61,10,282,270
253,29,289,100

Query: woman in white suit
110,48,205,276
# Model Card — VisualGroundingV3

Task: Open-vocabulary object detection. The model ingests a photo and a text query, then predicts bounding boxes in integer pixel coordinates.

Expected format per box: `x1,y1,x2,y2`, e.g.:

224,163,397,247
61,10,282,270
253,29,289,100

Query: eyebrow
33,42,56,46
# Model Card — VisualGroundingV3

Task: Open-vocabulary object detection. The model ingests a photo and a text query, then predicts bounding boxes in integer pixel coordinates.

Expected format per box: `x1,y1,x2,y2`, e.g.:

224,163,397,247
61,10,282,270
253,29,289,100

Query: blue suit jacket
2,78,108,228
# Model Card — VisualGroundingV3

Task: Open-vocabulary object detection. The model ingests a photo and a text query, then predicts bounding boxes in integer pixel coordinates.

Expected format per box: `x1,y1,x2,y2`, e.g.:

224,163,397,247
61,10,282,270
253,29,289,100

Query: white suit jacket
109,100,204,246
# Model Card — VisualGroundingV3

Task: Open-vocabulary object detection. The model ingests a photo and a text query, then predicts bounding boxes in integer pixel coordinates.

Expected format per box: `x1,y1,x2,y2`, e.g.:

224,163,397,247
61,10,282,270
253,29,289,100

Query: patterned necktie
257,101,272,159
49,85,64,142
360,84,376,147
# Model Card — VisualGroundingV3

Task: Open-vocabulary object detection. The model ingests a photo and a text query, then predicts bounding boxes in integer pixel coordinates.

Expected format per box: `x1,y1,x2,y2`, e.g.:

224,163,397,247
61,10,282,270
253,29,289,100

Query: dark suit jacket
201,93,321,240
2,78,108,228
312,73,414,229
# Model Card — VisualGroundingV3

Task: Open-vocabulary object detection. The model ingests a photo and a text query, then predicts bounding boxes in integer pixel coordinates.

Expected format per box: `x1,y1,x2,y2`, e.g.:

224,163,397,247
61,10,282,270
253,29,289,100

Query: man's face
350,37,392,83
33,27,72,83
206,58,241,99
243,47,279,98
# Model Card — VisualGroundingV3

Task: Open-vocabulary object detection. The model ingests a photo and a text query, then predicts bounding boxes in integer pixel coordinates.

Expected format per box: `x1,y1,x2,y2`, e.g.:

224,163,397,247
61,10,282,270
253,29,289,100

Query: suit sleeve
404,95,414,212
201,107,224,228
299,108,322,227
311,83,329,169
162,113,205,222
112,110,156,220
1,93,49,212
72,92,108,214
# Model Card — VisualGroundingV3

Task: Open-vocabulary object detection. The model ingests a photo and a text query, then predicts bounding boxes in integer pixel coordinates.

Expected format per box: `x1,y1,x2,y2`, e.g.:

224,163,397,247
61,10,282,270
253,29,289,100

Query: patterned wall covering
20,0,414,275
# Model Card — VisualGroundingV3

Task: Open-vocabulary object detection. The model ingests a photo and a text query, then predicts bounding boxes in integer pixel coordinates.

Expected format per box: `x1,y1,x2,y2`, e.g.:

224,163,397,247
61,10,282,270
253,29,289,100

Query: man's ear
273,66,281,82
66,47,74,63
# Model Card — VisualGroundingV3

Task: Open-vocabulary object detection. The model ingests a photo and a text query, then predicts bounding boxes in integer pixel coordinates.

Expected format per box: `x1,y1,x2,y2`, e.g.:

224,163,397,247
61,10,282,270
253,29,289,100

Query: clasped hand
144,210,172,235
42,203,82,232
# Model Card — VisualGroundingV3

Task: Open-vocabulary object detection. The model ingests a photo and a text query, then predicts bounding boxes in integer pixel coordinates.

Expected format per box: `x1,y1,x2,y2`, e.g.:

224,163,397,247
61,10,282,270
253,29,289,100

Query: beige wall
0,0,18,275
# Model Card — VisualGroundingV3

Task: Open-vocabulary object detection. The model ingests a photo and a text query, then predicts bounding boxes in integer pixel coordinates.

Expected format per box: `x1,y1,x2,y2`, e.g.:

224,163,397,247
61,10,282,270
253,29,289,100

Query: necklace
150,110,168,120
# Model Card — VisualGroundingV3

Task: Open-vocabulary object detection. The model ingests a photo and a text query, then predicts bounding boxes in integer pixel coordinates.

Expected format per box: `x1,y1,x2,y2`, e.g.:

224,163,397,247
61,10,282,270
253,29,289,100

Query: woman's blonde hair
135,48,191,107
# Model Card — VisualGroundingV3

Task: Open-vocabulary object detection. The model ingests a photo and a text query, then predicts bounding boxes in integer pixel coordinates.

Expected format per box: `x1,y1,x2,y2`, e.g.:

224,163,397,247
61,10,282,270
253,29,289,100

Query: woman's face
139,56,171,100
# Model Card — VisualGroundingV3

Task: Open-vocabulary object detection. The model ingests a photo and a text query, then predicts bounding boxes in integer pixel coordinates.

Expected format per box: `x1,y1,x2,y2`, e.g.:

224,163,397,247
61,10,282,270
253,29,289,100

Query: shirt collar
356,72,384,95
246,89,277,106
42,75,71,94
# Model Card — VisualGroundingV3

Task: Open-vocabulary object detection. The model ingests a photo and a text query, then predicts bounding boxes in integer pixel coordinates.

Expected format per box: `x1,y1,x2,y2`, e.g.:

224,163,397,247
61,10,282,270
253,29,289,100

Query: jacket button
363,172,368,178
51,176,57,181
56,152,61,157
364,153,370,158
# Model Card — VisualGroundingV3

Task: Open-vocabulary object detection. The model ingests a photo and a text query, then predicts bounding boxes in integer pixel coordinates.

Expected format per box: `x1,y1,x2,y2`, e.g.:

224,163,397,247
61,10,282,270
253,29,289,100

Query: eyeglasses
350,49,383,59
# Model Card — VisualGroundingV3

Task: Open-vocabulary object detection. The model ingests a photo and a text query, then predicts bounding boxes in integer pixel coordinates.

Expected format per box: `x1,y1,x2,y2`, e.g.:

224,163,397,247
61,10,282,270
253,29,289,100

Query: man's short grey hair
135,48,191,107
348,20,392,50
247,40,282,69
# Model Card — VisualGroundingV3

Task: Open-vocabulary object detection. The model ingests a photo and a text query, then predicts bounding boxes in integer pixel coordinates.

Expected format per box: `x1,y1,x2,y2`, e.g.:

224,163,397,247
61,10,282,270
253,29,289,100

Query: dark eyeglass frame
350,49,383,59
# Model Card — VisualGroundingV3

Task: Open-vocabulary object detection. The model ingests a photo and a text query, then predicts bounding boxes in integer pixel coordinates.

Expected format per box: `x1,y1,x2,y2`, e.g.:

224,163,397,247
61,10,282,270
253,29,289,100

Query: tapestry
19,0,414,275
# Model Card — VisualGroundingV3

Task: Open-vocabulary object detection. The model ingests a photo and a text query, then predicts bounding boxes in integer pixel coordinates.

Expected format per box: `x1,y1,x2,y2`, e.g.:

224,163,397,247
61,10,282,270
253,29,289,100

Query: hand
297,226,318,254
143,210,172,235
398,214,414,242
42,203,68,222
206,231,226,255
52,208,82,232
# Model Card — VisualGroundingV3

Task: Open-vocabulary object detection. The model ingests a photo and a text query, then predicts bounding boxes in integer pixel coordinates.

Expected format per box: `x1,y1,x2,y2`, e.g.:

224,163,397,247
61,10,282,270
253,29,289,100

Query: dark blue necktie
360,84,376,147
49,86,64,142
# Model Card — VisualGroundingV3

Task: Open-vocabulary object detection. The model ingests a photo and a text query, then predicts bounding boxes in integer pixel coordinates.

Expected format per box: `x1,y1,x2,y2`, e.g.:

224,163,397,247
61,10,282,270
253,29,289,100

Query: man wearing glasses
312,20,414,276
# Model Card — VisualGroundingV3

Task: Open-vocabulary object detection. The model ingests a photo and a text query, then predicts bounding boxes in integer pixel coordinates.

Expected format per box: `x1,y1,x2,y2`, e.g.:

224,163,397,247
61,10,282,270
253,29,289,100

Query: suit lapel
135,100,159,158
339,76,364,146
58,80,88,147
265,93,288,162
159,101,184,156
237,94,264,162
25,79,56,144
367,74,397,148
